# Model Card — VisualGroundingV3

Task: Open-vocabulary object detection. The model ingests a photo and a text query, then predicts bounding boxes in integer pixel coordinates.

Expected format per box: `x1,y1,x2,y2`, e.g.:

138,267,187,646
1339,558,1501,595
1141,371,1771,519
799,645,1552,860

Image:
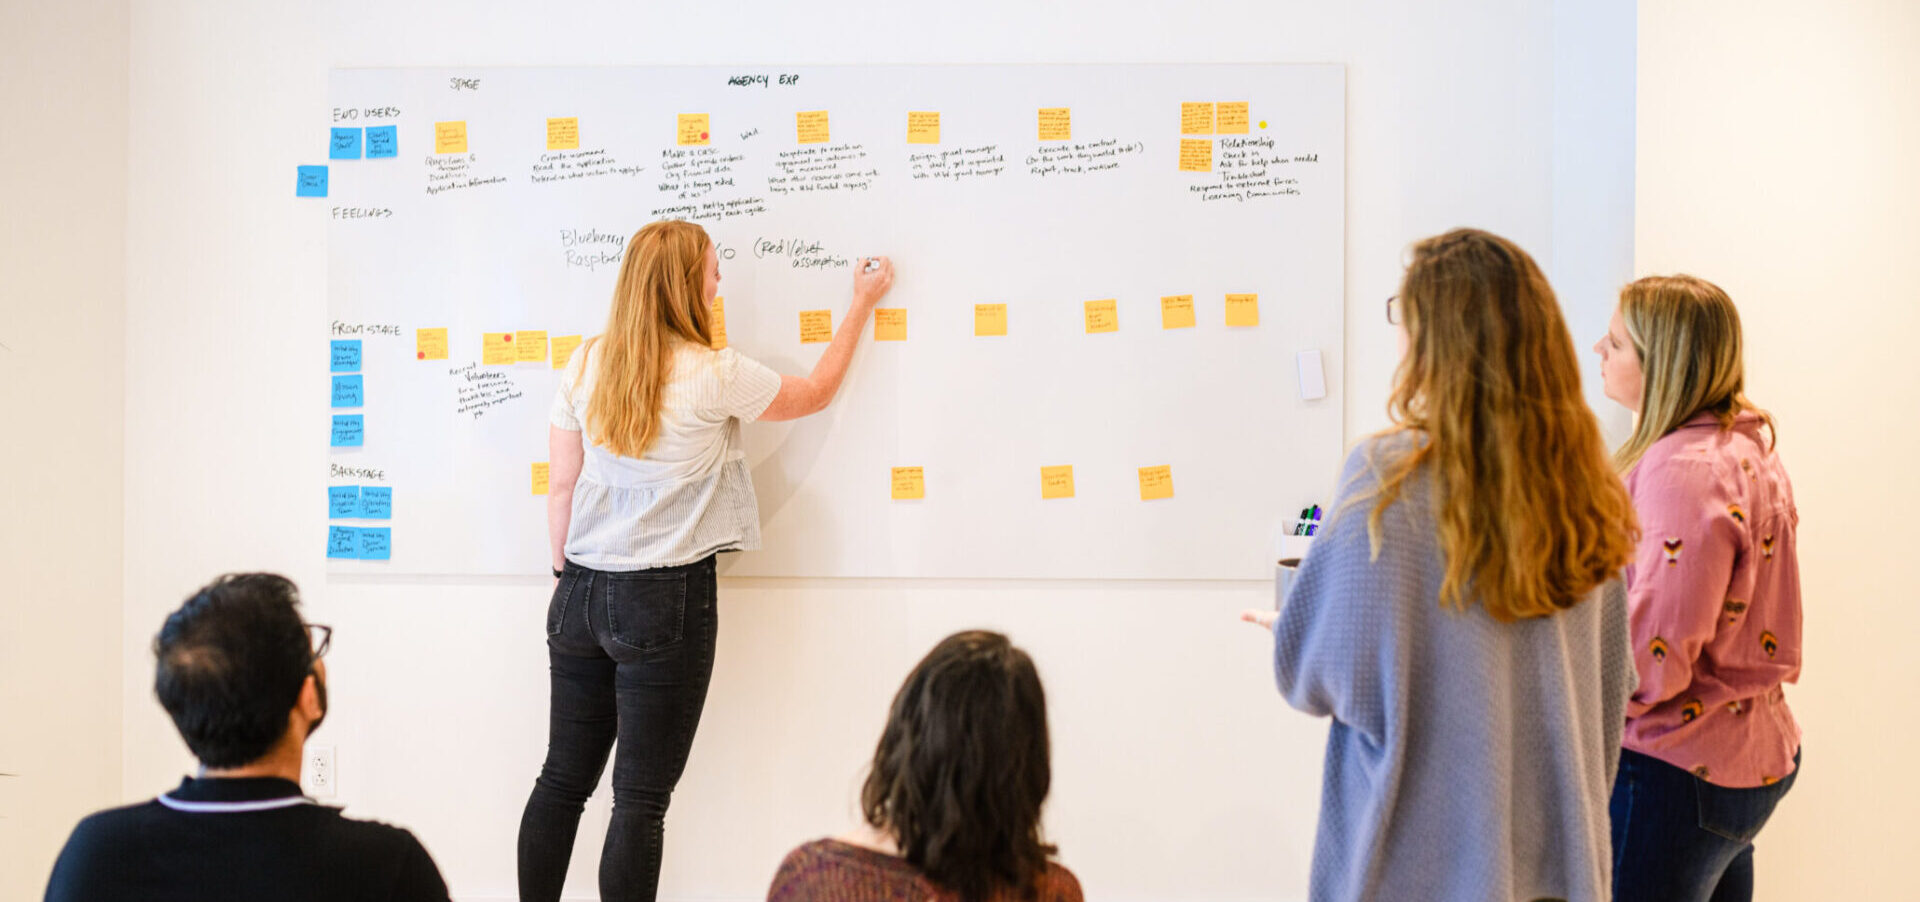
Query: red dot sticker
701,132,709,140
417,351,425,359
504,334,513,342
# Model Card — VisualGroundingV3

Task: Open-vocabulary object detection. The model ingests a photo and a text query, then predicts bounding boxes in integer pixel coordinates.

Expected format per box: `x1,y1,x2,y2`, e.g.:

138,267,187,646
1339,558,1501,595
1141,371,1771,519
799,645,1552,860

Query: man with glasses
44,573,450,901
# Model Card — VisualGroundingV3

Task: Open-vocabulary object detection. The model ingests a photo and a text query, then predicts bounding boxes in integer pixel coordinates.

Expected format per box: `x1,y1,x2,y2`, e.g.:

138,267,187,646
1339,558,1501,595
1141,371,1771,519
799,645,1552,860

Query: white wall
1637,3,1920,899
117,2,1632,900
0,0,128,896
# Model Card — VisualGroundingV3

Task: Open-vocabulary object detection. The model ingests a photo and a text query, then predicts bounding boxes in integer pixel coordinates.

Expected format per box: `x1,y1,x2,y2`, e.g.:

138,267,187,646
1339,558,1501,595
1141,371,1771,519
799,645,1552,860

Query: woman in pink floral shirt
1594,274,1803,902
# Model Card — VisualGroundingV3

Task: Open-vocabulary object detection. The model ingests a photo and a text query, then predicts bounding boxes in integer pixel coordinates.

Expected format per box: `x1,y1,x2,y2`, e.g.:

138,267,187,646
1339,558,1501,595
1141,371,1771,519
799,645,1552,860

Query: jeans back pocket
601,569,688,654
546,573,582,639
1694,774,1790,843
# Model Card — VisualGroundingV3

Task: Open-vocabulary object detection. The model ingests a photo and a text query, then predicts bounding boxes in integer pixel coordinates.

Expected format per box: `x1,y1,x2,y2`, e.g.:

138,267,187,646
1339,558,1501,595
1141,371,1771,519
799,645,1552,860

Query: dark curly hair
860,631,1055,902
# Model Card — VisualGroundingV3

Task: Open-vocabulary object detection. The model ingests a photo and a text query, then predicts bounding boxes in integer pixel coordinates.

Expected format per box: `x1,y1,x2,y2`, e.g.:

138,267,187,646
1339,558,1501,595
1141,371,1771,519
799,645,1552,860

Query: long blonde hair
1357,229,1637,622
579,220,714,457
1612,274,1775,472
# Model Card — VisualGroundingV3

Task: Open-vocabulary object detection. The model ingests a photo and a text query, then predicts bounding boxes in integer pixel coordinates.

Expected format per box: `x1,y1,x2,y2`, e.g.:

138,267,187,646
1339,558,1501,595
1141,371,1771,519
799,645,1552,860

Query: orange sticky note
799,309,833,343
416,328,449,360
1217,102,1251,135
1138,465,1174,501
709,297,727,349
546,117,579,150
891,467,925,500
1160,295,1196,329
907,111,940,144
551,335,583,370
1038,108,1071,141
874,308,907,341
1179,139,1212,172
482,332,515,365
516,330,549,363
974,303,1008,336
1084,299,1118,334
1181,102,1214,135
678,113,710,146
531,462,550,495
434,121,468,154
1226,293,1260,327
1040,465,1075,500
796,110,830,144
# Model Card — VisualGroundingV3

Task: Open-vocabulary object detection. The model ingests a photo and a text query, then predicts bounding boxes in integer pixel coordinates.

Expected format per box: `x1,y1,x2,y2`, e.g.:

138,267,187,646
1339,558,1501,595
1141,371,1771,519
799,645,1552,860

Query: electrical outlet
304,745,336,798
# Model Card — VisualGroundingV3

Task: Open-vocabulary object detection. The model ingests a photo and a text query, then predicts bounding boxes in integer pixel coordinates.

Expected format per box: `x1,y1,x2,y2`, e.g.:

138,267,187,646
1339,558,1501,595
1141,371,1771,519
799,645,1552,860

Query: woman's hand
1239,608,1278,631
853,257,894,309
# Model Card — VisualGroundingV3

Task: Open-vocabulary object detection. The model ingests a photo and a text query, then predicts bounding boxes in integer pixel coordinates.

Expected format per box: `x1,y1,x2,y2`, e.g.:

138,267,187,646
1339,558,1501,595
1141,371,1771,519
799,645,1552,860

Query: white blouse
549,339,783,570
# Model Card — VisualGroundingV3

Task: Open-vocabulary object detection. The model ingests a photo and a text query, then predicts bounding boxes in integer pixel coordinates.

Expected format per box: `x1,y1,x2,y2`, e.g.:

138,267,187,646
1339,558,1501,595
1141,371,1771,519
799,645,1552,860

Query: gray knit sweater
1273,435,1632,902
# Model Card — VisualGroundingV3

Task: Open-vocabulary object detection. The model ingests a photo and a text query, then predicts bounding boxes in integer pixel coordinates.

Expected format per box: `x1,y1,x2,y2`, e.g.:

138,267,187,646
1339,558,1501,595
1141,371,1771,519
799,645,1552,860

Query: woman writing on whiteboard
1594,276,1801,902
1243,229,1639,901
518,219,894,902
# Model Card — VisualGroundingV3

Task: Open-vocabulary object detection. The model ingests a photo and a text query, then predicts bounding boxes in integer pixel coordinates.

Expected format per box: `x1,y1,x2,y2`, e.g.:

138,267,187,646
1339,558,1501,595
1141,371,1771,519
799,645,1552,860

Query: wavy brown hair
1612,274,1775,471
861,631,1055,902
1357,228,1637,621
577,220,714,457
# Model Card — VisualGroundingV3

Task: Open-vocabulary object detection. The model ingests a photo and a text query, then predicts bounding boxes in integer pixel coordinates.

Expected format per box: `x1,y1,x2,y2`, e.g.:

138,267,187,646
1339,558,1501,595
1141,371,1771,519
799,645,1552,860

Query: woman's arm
547,426,585,572
760,257,894,421
1624,457,1745,716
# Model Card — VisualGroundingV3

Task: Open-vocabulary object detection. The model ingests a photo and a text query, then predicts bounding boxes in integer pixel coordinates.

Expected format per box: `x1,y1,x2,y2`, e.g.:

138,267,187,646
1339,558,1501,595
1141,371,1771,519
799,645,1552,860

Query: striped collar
157,777,317,814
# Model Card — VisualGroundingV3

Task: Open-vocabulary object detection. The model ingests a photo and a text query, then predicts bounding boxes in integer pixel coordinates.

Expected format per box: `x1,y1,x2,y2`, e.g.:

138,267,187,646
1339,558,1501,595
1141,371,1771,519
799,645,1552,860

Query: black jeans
1610,746,1801,902
517,556,718,902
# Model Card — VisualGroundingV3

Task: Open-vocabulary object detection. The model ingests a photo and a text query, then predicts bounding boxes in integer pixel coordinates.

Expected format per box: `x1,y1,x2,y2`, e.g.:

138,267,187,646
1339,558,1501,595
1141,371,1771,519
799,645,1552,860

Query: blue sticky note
331,414,364,447
330,127,363,159
296,165,329,197
365,125,398,159
331,374,364,408
330,339,361,372
358,527,392,560
327,526,360,559
328,485,361,518
360,486,392,519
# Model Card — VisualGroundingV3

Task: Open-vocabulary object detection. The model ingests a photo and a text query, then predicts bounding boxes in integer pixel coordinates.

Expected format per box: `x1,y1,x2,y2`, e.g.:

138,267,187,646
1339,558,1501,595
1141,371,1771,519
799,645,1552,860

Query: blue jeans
516,556,719,902
1610,746,1800,902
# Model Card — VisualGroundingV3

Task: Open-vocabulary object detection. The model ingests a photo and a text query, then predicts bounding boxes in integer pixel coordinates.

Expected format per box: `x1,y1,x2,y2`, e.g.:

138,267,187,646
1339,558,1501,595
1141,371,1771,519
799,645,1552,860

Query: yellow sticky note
709,297,727,349
891,467,925,500
1217,102,1251,135
515,330,548,363
907,111,940,144
1038,107,1071,141
799,309,833,343
1179,139,1212,172
678,113,710,146
551,335,582,370
546,117,579,150
1138,465,1175,501
1226,293,1260,327
435,120,468,154
1181,102,1215,135
531,462,550,496
874,308,907,341
482,332,515,365
1084,299,1118,334
1040,465,1075,500
796,110,830,144
974,303,1008,337
1161,295,1196,329
416,328,449,360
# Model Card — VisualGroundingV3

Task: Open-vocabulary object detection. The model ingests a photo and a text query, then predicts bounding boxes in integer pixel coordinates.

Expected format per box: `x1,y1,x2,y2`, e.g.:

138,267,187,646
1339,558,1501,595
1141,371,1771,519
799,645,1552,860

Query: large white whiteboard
325,64,1344,580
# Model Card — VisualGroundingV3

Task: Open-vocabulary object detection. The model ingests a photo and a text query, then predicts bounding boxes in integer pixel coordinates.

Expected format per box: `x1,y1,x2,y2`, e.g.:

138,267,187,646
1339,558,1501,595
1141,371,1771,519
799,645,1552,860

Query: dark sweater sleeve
385,830,453,902
44,815,116,902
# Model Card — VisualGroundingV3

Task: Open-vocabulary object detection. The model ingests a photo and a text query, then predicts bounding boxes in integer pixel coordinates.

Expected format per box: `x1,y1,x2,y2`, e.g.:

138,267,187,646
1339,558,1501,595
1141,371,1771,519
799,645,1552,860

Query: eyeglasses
306,624,333,662
1386,295,1403,325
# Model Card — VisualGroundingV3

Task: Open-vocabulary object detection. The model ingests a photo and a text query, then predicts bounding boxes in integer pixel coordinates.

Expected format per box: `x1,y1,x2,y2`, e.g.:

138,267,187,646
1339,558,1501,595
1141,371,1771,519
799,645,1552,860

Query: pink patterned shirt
1623,410,1802,787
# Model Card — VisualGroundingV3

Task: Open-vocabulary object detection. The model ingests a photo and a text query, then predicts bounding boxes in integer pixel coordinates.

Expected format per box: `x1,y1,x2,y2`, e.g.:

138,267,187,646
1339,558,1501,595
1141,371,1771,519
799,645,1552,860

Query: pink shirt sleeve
1624,455,1752,718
